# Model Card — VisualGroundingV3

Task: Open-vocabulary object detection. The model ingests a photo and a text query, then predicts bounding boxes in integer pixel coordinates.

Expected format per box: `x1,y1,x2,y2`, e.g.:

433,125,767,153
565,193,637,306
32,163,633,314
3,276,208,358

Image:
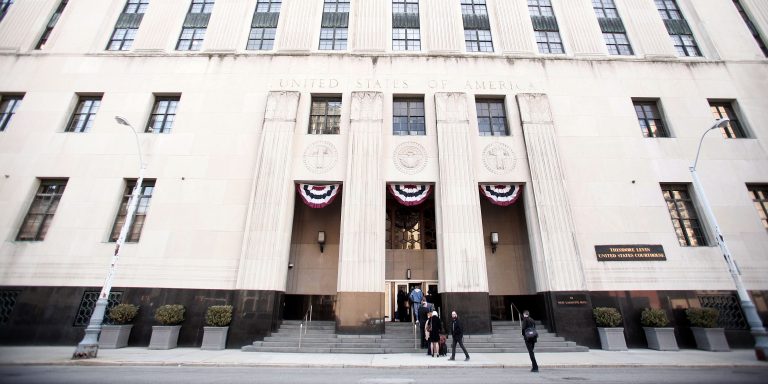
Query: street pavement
0,346,766,369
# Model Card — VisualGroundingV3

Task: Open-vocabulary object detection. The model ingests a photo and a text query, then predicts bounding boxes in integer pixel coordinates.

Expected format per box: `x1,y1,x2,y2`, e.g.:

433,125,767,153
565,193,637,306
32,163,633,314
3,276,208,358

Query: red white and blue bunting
388,184,432,206
297,183,341,208
479,184,523,206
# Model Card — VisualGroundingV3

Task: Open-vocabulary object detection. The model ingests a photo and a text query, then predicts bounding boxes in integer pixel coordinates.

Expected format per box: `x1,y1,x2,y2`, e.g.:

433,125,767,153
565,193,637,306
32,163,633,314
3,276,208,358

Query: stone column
517,93,594,347
336,92,386,334
236,91,300,332
434,92,490,334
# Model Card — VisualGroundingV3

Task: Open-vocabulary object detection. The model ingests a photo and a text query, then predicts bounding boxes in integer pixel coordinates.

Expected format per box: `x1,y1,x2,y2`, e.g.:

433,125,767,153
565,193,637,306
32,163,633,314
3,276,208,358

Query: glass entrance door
385,280,437,322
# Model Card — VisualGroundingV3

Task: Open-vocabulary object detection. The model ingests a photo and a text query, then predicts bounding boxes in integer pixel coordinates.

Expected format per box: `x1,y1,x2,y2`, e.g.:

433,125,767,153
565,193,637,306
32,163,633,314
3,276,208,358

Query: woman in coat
428,311,442,357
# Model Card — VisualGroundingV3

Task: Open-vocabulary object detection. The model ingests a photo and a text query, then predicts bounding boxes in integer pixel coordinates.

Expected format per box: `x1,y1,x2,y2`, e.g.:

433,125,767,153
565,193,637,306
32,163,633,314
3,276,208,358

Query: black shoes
531,368,539,373
448,357,455,360
465,357,470,361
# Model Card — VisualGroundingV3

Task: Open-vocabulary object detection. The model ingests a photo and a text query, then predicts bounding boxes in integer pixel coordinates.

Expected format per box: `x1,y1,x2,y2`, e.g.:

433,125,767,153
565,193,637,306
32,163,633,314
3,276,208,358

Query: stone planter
691,327,729,352
597,327,628,351
99,324,133,349
149,325,181,350
643,327,679,351
201,326,229,350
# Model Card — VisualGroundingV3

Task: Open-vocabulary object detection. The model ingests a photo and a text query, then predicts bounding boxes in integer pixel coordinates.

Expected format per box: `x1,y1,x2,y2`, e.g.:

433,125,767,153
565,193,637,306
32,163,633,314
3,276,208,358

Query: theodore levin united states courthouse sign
595,245,666,261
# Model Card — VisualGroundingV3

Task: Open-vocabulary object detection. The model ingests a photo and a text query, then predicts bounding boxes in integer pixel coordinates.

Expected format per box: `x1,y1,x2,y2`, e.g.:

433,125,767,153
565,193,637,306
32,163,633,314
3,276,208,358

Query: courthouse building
1,0,767,349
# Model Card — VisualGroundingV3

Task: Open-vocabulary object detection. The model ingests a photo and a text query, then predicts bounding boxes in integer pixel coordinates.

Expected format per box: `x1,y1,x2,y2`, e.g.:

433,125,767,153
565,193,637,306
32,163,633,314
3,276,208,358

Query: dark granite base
539,291,599,348
0,286,284,349
335,292,383,334
440,292,491,334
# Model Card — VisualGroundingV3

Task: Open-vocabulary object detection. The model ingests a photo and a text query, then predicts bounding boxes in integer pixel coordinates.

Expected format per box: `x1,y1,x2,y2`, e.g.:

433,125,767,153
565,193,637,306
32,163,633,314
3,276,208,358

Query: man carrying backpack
522,310,539,372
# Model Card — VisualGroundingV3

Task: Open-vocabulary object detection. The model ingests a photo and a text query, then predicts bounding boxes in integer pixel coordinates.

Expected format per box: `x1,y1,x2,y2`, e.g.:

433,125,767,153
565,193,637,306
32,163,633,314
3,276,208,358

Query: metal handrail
298,304,313,349
414,322,418,349
510,303,522,328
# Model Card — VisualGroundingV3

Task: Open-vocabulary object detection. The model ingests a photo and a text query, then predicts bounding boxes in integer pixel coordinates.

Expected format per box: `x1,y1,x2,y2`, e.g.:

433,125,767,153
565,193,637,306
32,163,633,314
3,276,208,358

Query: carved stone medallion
393,142,427,175
482,143,516,174
304,141,338,174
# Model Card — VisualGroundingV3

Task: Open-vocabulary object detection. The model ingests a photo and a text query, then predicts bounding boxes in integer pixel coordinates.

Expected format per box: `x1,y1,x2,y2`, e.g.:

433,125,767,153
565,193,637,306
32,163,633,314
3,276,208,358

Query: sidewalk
1,347,767,369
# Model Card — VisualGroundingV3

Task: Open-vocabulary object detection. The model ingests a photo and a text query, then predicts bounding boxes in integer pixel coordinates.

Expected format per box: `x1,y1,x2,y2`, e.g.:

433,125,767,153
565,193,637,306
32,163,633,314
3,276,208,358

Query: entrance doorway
384,280,439,322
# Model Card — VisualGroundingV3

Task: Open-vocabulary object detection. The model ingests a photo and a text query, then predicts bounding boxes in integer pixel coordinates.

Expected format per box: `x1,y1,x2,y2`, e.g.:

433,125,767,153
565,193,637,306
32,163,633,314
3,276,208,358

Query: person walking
427,310,442,357
396,288,408,322
522,310,539,372
448,311,470,361
418,300,431,351
409,286,423,322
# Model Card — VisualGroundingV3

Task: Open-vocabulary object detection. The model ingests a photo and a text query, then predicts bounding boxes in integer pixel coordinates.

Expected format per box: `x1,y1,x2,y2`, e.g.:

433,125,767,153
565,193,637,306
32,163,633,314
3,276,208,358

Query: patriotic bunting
297,183,341,208
479,184,523,206
389,184,432,206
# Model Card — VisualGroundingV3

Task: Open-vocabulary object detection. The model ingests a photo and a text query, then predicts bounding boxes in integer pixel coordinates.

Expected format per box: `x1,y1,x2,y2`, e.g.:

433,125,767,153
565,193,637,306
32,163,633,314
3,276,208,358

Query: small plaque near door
556,294,588,306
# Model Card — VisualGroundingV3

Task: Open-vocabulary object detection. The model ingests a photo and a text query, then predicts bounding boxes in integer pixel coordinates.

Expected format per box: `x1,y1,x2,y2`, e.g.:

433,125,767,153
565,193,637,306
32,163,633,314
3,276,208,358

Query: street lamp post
73,116,146,359
690,118,768,361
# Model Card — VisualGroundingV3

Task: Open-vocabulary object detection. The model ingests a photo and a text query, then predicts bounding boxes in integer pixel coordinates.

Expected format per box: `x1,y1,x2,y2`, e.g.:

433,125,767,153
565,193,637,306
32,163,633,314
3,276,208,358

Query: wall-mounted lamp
406,269,412,280
317,231,326,253
288,263,294,269
490,232,499,253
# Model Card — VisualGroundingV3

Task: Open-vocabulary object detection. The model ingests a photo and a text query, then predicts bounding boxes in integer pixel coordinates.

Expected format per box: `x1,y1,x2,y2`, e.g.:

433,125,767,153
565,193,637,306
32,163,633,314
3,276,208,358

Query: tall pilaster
622,0,677,58
237,91,300,293
517,93,586,292
336,91,385,334
434,92,490,334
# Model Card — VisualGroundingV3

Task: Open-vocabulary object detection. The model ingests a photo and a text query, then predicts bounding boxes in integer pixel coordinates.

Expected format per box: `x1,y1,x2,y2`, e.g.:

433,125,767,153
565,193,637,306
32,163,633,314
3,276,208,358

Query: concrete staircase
242,320,588,353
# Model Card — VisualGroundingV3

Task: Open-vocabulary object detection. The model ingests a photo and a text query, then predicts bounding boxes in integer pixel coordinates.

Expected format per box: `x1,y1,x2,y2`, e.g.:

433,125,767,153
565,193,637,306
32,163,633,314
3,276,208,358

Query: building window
190,0,214,14
35,0,69,50
393,0,418,14
309,97,341,135
248,28,276,50
748,184,768,230
107,28,138,51
661,184,707,247
709,101,746,138
462,0,493,52
386,193,436,250
124,0,149,14
476,99,508,136
248,0,280,50
592,0,633,55
17,179,68,241
535,31,564,54
0,94,23,132
177,27,206,51
393,0,420,51
66,96,101,133
256,0,281,12
319,27,347,50
147,96,179,133
393,98,425,135
529,0,563,54
106,0,148,51
393,28,420,51
733,0,768,57
110,179,156,242
633,100,668,138
656,0,701,57
592,0,618,18
0,0,14,23
323,0,350,13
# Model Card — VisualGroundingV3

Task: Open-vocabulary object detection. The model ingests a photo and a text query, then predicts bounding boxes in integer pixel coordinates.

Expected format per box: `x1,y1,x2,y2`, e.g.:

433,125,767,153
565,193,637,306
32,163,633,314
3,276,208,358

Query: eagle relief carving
393,142,427,174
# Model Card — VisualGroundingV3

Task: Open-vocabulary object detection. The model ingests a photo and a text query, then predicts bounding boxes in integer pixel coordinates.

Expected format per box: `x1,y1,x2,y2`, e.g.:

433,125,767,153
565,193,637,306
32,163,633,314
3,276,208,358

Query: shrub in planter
149,304,185,350
205,305,233,327
640,308,678,351
109,304,139,325
640,308,669,328
686,308,718,328
593,307,623,327
202,305,233,350
99,303,139,349
593,307,626,351
686,307,728,352
155,304,185,325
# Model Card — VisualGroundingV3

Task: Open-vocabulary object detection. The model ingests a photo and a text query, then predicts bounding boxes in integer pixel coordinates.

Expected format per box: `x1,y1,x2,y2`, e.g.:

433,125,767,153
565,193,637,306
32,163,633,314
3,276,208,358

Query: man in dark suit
448,311,470,361
418,300,431,350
